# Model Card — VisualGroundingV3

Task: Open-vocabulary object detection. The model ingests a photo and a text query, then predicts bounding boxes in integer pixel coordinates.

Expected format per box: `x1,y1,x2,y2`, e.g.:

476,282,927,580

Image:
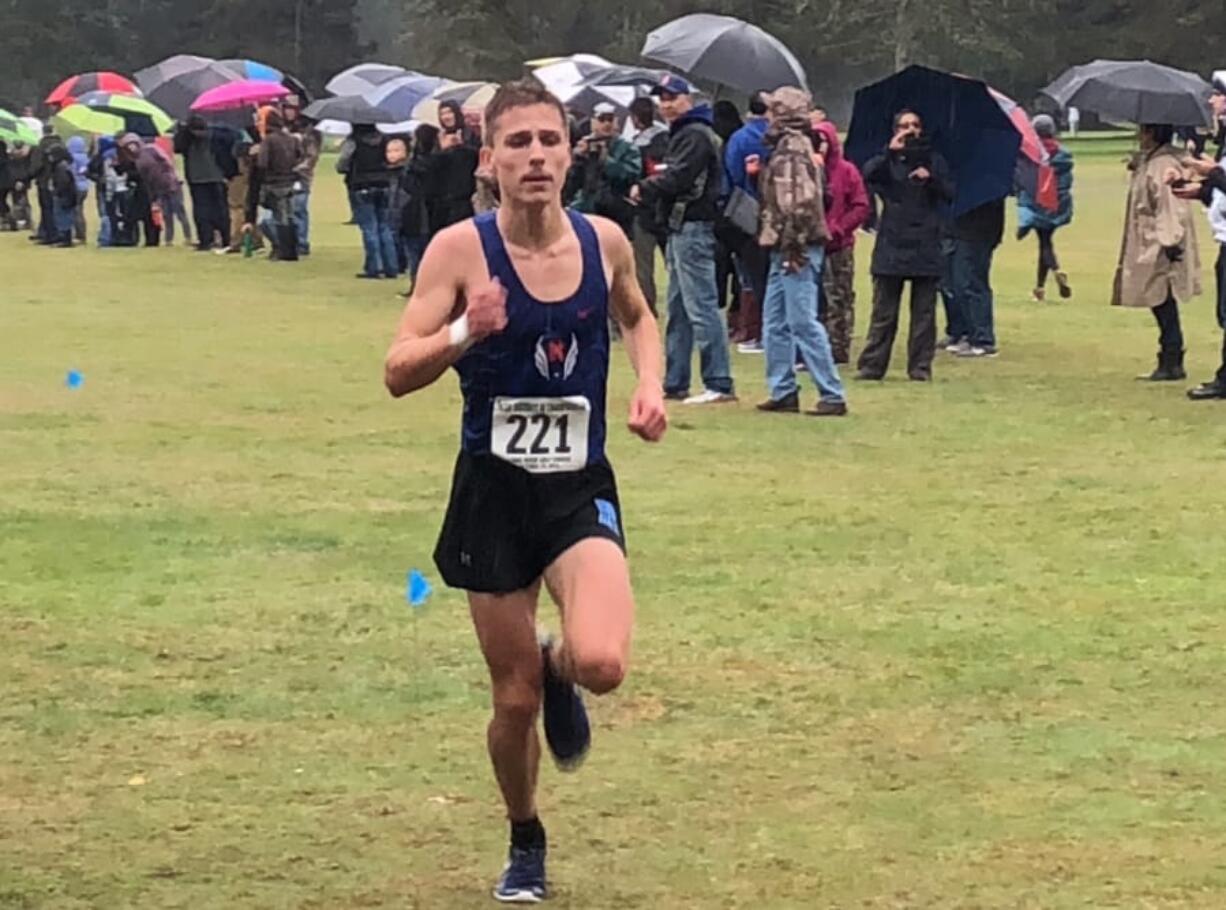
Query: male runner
384,78,668,903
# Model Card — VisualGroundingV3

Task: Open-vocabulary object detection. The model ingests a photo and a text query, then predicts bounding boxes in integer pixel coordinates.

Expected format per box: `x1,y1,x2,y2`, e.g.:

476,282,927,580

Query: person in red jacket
813,121,870,364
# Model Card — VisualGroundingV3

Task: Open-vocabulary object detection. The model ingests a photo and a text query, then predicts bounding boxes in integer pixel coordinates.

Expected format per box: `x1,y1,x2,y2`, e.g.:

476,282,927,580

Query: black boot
276,224,299,262
1141,350,1185,381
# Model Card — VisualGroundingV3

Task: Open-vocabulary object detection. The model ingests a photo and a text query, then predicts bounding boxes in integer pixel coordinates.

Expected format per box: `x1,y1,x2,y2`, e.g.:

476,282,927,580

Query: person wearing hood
813,120,869,364
346,124,399,279
754,87,847,417
250,109,305,261
119,134,168,247
66,136,91,242
1017,114,1075,303
1112,123,1202,382
438,100,479,149
632,74,736,405
426,118,479,233
30,126,65,244
396,123,440,289
86,136,120,246
47,143,77,247
174,114,231,251
1175,72,1226,399
857,109,954,382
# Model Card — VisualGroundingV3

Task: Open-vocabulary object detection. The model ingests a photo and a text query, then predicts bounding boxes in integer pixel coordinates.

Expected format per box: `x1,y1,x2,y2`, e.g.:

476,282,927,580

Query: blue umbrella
845,65,1022,218
363,73,448,122
218,59,283,83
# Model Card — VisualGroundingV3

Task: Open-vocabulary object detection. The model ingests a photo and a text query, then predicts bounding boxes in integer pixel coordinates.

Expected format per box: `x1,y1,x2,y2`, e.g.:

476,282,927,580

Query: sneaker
807,400,848,417
494,845,547,904
755,391,799,413
947,339,972,356
1032,287,1046,302
539,638,590,772
736,341,764,354
956,345,998,358
937,335,956,349
663,389,688,402
1056,272,1072,299
683,389,738,405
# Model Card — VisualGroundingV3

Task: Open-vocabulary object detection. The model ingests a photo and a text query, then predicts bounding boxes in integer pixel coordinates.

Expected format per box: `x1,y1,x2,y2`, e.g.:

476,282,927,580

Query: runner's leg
470,583,544,822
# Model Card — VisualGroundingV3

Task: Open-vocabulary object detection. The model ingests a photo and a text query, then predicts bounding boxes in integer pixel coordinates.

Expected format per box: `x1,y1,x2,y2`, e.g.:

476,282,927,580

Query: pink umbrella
191,79,289,112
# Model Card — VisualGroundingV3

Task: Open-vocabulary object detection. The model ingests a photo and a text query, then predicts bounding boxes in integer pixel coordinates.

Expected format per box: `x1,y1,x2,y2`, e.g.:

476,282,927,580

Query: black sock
510,817,546,851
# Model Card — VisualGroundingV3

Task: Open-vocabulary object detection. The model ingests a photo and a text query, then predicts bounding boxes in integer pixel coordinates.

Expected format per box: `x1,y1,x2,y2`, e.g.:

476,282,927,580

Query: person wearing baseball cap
630,73,737,405
564,101,642,240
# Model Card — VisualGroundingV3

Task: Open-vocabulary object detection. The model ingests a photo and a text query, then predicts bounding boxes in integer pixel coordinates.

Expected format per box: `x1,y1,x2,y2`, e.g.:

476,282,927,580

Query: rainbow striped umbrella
52,92,174,138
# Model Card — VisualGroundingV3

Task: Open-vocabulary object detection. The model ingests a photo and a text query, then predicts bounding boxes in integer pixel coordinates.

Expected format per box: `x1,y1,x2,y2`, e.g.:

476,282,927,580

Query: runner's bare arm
595,218,667,442
384,225,507,398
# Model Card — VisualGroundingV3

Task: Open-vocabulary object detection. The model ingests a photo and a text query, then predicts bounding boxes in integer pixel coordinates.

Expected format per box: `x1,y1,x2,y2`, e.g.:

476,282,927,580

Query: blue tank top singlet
455,210,611,474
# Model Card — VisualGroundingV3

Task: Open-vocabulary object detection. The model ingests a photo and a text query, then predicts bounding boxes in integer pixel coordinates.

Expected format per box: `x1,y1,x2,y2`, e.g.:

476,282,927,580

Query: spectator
710,100,744,316
252,109,305,261
158,149,192,248
754,87,847,417
428,126,478,231
30,126,65,244
227,133,259,254
383,136,410,273
1180,73,1226,400
0,140,13,231
48,144,77,247
1114,123,1201,381
346,124,399,279
86,136,120,246
633,74,736,405
438,100,479,148
1017,114,1074,302
397,123,439,288
813,120,870,364
7,141,33,230
66,136,90,242
283,97,321,256
627,96,669,315
174,114,231,251
724,91,772,353
564,102,641,238
118,135,162,247
945,196,1006,358
857,109,954,382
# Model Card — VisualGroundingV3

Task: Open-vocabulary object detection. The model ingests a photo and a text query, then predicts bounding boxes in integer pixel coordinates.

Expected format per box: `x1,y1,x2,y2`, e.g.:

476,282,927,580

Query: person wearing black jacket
857,109,954,382
397,123,439,285
7,141,34,230
632,75,735,405
0,140,13,230
29,128,65,244
946,197,1006,358
174,115,232,251
249,110,304,261
48,144,77,247
346,125,399,279
428,127,478,232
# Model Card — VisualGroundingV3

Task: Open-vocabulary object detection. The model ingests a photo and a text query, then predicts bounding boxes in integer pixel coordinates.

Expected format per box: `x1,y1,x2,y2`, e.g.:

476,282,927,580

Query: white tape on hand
448,314,470,348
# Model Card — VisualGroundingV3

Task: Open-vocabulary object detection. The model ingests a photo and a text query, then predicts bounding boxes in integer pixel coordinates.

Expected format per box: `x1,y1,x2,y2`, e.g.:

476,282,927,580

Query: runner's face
486,103,571,206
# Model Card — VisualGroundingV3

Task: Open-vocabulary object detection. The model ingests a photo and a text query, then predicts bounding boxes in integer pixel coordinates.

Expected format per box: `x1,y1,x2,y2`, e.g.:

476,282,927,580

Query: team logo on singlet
534,333,579,382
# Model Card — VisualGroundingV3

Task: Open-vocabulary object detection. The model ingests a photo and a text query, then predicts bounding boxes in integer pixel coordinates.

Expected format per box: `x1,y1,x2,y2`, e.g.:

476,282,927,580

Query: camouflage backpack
758,127,829,271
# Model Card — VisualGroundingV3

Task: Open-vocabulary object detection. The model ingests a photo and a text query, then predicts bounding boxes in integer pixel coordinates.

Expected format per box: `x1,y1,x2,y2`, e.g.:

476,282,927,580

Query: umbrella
218,59,313,104
845,65,1021,218
580,65,672,90
52,92,174,138
0,111,39,144
412,82,498,126
532,54,614,95
641,13,807,94
989,87,1058,212
325,63,407,97
192,79,290,112
46,71,139,107
303,95,398,125
1040,59,1213,128
555,83,639,117
137,56,243,120
363,73,449,122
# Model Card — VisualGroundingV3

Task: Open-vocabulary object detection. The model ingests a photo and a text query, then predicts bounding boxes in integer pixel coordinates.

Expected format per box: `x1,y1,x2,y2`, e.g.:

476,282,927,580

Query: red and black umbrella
46,72,140,108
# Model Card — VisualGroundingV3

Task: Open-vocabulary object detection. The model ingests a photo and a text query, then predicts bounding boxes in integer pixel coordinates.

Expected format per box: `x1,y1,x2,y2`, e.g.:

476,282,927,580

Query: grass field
5,139,1226,909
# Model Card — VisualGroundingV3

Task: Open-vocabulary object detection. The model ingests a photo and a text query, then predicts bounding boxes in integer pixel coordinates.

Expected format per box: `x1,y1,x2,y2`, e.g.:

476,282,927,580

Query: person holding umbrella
856,109,954,382
1112,123,1201,381
174,114,232,252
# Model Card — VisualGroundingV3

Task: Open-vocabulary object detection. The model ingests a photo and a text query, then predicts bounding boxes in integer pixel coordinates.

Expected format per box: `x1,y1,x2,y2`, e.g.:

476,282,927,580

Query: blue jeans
950,237,997,347
763,247,846,403
353,187,399,278
664,222,734,395
52,198,74,241
294,188,310,254
95,190,111,246
940,236,964,339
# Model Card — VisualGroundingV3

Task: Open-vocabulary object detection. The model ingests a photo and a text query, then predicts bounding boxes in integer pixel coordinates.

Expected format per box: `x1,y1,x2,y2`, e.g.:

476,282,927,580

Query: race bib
491,396,590,474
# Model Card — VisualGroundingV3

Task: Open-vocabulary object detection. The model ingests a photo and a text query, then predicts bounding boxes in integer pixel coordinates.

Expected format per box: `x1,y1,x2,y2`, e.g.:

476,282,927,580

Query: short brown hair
483,77,568,146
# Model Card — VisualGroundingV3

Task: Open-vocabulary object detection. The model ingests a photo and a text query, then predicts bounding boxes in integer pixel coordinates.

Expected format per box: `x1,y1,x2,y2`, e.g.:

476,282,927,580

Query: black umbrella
579,65,672,91
302,95,398,125
641,13,807,93
1041,60,1213,128
135,56,243,120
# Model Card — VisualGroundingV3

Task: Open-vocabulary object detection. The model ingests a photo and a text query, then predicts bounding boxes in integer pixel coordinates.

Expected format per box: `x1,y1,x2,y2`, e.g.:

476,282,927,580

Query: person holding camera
857,109,953,382
564,102,641,239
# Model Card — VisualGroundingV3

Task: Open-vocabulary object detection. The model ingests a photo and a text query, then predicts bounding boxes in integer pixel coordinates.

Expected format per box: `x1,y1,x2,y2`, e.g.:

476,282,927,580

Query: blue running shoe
539,638,591,772
493,845,547,903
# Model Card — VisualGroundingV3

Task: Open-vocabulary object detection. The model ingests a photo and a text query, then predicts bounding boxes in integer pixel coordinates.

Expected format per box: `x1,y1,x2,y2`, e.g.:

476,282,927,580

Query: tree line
3,0,1223,119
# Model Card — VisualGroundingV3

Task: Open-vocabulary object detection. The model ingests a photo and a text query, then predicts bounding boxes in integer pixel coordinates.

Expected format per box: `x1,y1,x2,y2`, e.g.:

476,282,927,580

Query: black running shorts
433,452,626,594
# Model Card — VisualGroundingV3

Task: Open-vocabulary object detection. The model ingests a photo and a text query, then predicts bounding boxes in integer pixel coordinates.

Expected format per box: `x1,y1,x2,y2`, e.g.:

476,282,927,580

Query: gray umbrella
303,95,398,125
641,13,807,94
135,56,243,120
1041,59,1213,128
325,63,407,97
580,65,672,91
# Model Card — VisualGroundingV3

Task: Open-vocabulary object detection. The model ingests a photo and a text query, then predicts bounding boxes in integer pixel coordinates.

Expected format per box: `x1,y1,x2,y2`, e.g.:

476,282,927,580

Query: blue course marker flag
407,569,433,608
65,370,84,390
